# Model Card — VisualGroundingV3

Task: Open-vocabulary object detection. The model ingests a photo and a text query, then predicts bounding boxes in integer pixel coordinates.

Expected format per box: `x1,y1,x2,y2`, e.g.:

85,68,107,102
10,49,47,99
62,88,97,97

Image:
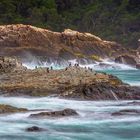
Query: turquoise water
0,97,140,140
0,69,140,140
99,69,140,86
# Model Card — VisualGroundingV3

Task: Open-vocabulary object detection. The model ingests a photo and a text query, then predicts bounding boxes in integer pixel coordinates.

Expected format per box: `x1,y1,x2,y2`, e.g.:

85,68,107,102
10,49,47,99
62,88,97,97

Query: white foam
128,82,140,86
23,61,65,70
79,59,137,70
23,58,137,71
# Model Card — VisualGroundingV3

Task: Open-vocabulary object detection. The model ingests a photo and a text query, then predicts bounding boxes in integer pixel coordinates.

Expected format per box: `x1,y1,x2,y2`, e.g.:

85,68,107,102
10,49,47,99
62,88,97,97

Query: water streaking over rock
1,57,140,100
91,59,137,70
1,24,140,70
0,56,140,140
0,97,140,140
23,58,137,70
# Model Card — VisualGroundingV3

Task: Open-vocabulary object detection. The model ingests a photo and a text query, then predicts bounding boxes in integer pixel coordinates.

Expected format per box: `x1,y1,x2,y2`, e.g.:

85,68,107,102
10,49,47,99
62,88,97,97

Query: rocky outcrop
112,109,140,116
136,64,140,69
25,126,45,132
0,104,28,114
115,55,137,66
0,58,139,100
0,24,127,62
0,56,26,73
114,50,140,68
29,108,78,118
60,82,140,100
127,101,140,106
0,57,139,100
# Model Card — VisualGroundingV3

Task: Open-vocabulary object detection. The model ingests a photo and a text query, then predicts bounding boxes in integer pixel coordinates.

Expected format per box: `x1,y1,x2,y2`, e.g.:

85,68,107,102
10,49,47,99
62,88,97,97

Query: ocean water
99,69,140,86
0,61,140,140
0,97,140,140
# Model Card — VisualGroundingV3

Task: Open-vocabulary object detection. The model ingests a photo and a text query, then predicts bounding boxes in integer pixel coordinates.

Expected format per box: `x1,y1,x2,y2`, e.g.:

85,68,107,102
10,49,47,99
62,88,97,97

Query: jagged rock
112,109,140,116
98,63,116,69
0,104,28,114
115,55,137,66
63,29,102,42
0,56,26,73
0,57,139,100
127,101,140,106
0,24,125,61
25,126,45,132
60,82,140,100
29,108,78,118
0,61,139,100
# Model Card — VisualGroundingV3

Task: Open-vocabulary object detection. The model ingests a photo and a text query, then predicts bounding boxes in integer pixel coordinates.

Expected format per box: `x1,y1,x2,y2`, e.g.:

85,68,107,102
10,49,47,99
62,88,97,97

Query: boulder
112,109,140,116
25,126,45,132
29,108,78,118
136,63,140,69
0,104,28,114
127,101,140,106
115,55,137,66
98,63,117,69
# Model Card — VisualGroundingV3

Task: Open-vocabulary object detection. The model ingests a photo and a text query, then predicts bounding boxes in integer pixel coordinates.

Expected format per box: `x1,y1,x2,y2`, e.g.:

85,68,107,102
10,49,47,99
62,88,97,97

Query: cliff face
0,24,127,62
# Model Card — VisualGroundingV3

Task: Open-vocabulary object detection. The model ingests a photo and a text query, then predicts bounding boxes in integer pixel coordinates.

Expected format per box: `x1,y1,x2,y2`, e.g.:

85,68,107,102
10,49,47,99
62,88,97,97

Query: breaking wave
23,58,137,71
22,58,140,86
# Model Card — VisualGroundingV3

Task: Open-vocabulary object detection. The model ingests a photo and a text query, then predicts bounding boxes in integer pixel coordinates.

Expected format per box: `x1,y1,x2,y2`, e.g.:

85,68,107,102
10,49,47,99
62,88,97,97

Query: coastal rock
25,126,45,132
0,60,140,100
136,64,140,69
63,29,102,42
98,63,117,69
60,82,140,100
76,58,96,65
111,109,140,116
127,101,140,106
0,56,25,73
0,104,28,114
0,24,126,62
115,55,137,66
29,108,78,118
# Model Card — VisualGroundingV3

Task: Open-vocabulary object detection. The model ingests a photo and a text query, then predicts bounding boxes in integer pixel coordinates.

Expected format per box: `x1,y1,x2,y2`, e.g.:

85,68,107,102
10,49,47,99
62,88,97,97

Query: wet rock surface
0,57,140,100
127,101,140,106
136,64,140,69
115,55,137,67
0,104,28,114
0,24,130,62
60,83,140,100
0,56,25,73
112,109,140,116
25,126,45,132
29,108,78,118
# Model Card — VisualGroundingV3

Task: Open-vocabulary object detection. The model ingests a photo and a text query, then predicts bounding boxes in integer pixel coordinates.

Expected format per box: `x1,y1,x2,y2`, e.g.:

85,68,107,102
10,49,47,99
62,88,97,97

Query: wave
91,59,136,70
23,58,137,71
22,58,140,86
128,82,140,86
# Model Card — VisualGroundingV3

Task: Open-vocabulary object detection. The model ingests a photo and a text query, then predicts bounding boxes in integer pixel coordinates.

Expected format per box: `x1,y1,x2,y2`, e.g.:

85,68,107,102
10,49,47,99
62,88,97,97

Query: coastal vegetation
0,0,140,48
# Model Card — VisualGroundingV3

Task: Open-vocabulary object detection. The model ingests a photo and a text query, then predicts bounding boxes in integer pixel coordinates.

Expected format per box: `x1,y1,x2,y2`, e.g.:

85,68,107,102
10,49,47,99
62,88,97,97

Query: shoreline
0,56,140,100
